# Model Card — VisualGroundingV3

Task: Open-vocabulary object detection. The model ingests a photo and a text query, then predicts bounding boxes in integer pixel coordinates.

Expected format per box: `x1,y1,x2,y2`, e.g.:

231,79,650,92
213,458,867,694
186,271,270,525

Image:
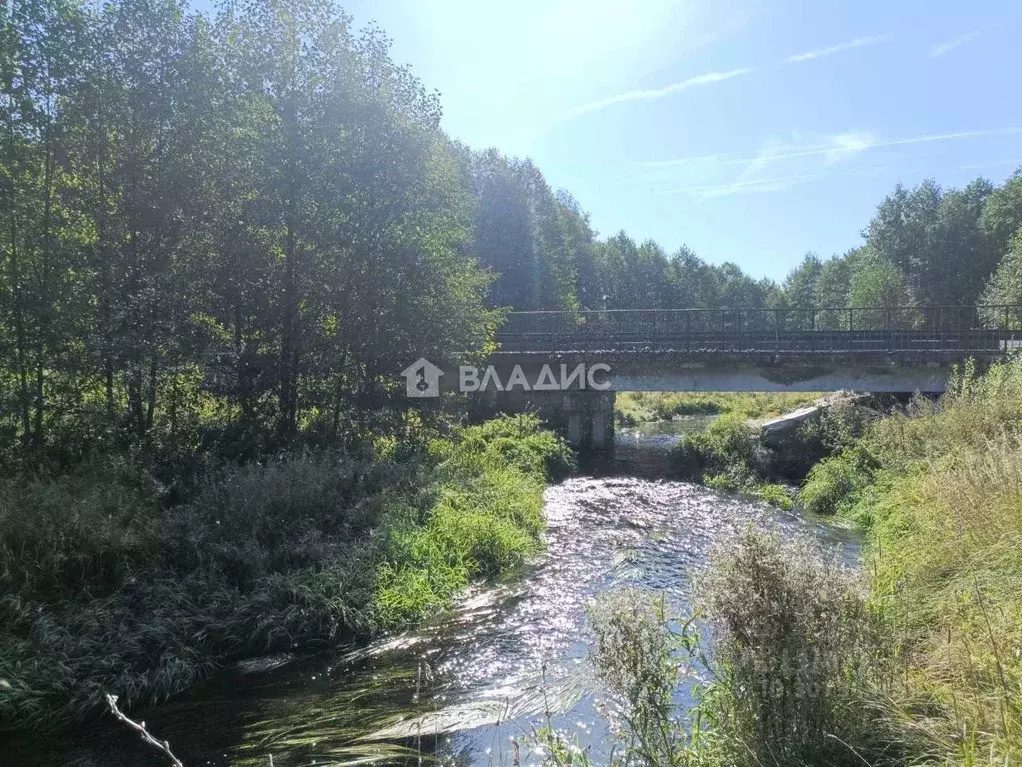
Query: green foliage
3,0,1020,469
979,168,1022,256
832,354,1022,762
980,231,1022,328
435,412,576,481
615,391,822,427
0,415,568,732
866,177,999,305
748,481,795,510
665,414,791,509
694,529,897,767
0,0,500,460
670,413,756,481
778,252,823,310
800,450,868,515
784,355,1022,761
848,250,914,311
583,590,709,767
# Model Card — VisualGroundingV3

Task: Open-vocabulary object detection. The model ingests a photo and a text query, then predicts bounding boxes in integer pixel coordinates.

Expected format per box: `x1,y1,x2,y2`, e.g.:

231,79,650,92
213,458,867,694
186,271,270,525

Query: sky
199,0,1022,281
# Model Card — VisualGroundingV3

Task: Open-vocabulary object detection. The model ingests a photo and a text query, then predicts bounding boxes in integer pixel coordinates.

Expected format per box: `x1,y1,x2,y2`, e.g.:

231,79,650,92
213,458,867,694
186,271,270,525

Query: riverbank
607,362,1022,764
652,390,880,510
2,460,862,765
802,356,1022,762
615,391,823,427
0,415,572,734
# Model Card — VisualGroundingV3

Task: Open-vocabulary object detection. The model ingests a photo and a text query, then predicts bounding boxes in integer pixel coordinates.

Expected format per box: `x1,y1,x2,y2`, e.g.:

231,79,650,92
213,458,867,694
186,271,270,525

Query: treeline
5,0,1022,464
491,170,1022,319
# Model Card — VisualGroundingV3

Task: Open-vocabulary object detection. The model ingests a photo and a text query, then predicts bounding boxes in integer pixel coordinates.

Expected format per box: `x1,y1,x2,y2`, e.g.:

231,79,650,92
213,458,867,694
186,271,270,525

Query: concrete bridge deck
473,306,1021,449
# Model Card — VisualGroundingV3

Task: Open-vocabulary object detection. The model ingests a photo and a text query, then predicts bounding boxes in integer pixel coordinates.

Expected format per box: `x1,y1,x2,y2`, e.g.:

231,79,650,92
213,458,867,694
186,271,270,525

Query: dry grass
871,436,1022,763
800,355,1022,763
695,529,899,767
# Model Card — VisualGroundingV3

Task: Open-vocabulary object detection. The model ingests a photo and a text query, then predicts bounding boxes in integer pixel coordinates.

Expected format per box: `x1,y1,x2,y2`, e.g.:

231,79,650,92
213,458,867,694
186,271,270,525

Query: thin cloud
556,67,755,122
930,30,980,57
641,128,1022,169
786,34,891,63
547,32,886,129
655,168,882,198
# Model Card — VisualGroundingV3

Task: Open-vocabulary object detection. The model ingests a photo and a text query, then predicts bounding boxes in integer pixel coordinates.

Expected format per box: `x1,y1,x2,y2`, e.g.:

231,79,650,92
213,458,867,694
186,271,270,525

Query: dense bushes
695,530,896,766
800,447,873,515
670,414,794,508
0,415,570,732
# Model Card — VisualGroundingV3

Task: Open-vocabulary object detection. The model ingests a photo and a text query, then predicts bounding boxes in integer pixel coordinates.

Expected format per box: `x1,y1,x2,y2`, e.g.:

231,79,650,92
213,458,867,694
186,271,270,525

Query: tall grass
549,529,893,767
695,529,898,767
0,414,572,732
799,354,1022,762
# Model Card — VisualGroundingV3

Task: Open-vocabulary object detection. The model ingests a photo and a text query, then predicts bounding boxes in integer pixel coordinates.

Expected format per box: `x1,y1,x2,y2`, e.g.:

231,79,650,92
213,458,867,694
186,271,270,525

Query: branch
105,693,184,767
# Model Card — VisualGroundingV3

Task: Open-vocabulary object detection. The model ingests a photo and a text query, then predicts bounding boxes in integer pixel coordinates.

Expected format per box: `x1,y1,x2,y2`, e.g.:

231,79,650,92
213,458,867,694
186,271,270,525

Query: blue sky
199,0,1022,280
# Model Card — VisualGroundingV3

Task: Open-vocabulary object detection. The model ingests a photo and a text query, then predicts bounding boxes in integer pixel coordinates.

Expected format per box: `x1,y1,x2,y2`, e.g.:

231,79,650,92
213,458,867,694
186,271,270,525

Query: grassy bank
681,359,1022,761
800,356,1022,762
0,415,572,733
615,391,822,427
662,392,878,509
616,391,831,509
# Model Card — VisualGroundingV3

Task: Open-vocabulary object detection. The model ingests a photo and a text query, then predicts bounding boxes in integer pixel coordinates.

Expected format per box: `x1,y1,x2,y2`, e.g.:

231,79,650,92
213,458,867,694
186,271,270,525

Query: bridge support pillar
465,388,615,455
563,390,615,454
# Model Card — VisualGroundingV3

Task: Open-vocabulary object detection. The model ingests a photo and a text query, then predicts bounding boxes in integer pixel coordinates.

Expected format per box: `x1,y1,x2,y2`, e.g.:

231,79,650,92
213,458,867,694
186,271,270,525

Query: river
5,420,861,766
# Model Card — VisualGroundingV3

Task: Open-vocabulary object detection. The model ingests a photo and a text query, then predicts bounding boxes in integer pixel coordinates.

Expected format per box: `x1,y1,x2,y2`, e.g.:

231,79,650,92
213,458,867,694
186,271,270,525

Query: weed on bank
0,415,571,732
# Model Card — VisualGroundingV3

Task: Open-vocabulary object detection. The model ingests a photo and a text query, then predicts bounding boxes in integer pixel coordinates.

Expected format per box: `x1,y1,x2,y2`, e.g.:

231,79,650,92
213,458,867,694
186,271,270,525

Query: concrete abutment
468,388,616,454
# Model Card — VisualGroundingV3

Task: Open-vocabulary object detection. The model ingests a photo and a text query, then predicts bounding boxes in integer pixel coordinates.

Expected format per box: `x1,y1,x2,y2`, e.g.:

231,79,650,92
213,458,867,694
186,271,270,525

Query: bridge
471,305,1022,450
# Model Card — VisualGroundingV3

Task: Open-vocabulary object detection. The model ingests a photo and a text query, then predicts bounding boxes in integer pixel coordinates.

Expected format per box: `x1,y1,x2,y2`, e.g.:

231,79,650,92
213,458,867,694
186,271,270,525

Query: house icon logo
401,357,444,398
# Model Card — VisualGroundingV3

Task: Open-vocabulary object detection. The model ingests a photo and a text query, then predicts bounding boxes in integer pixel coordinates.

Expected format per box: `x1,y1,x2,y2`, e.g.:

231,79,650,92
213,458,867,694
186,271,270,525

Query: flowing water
7,421,861,767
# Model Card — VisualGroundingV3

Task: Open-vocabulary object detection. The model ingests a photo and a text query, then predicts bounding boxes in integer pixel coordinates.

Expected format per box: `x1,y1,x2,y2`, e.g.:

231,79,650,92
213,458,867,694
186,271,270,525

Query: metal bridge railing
494,305,1022,353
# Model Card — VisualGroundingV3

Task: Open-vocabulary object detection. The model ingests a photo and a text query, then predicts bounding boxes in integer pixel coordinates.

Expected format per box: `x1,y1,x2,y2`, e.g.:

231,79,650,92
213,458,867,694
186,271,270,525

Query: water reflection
7,426,861,766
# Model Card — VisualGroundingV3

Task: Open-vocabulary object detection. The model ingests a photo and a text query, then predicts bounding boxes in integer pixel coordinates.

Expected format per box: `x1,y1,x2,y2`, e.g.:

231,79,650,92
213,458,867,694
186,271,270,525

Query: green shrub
750,482,794,510
695,528,897,767
670,413,753,480
800,449,867,515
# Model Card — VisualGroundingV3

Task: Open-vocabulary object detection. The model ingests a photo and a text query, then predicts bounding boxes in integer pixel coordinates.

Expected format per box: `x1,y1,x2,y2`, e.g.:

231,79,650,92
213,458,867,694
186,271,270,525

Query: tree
848,251,915,328
0,0,89,451
866,177,998,306
781,253,823,311
979,232,1022,329
814,253,854,329
980,168,1022,258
